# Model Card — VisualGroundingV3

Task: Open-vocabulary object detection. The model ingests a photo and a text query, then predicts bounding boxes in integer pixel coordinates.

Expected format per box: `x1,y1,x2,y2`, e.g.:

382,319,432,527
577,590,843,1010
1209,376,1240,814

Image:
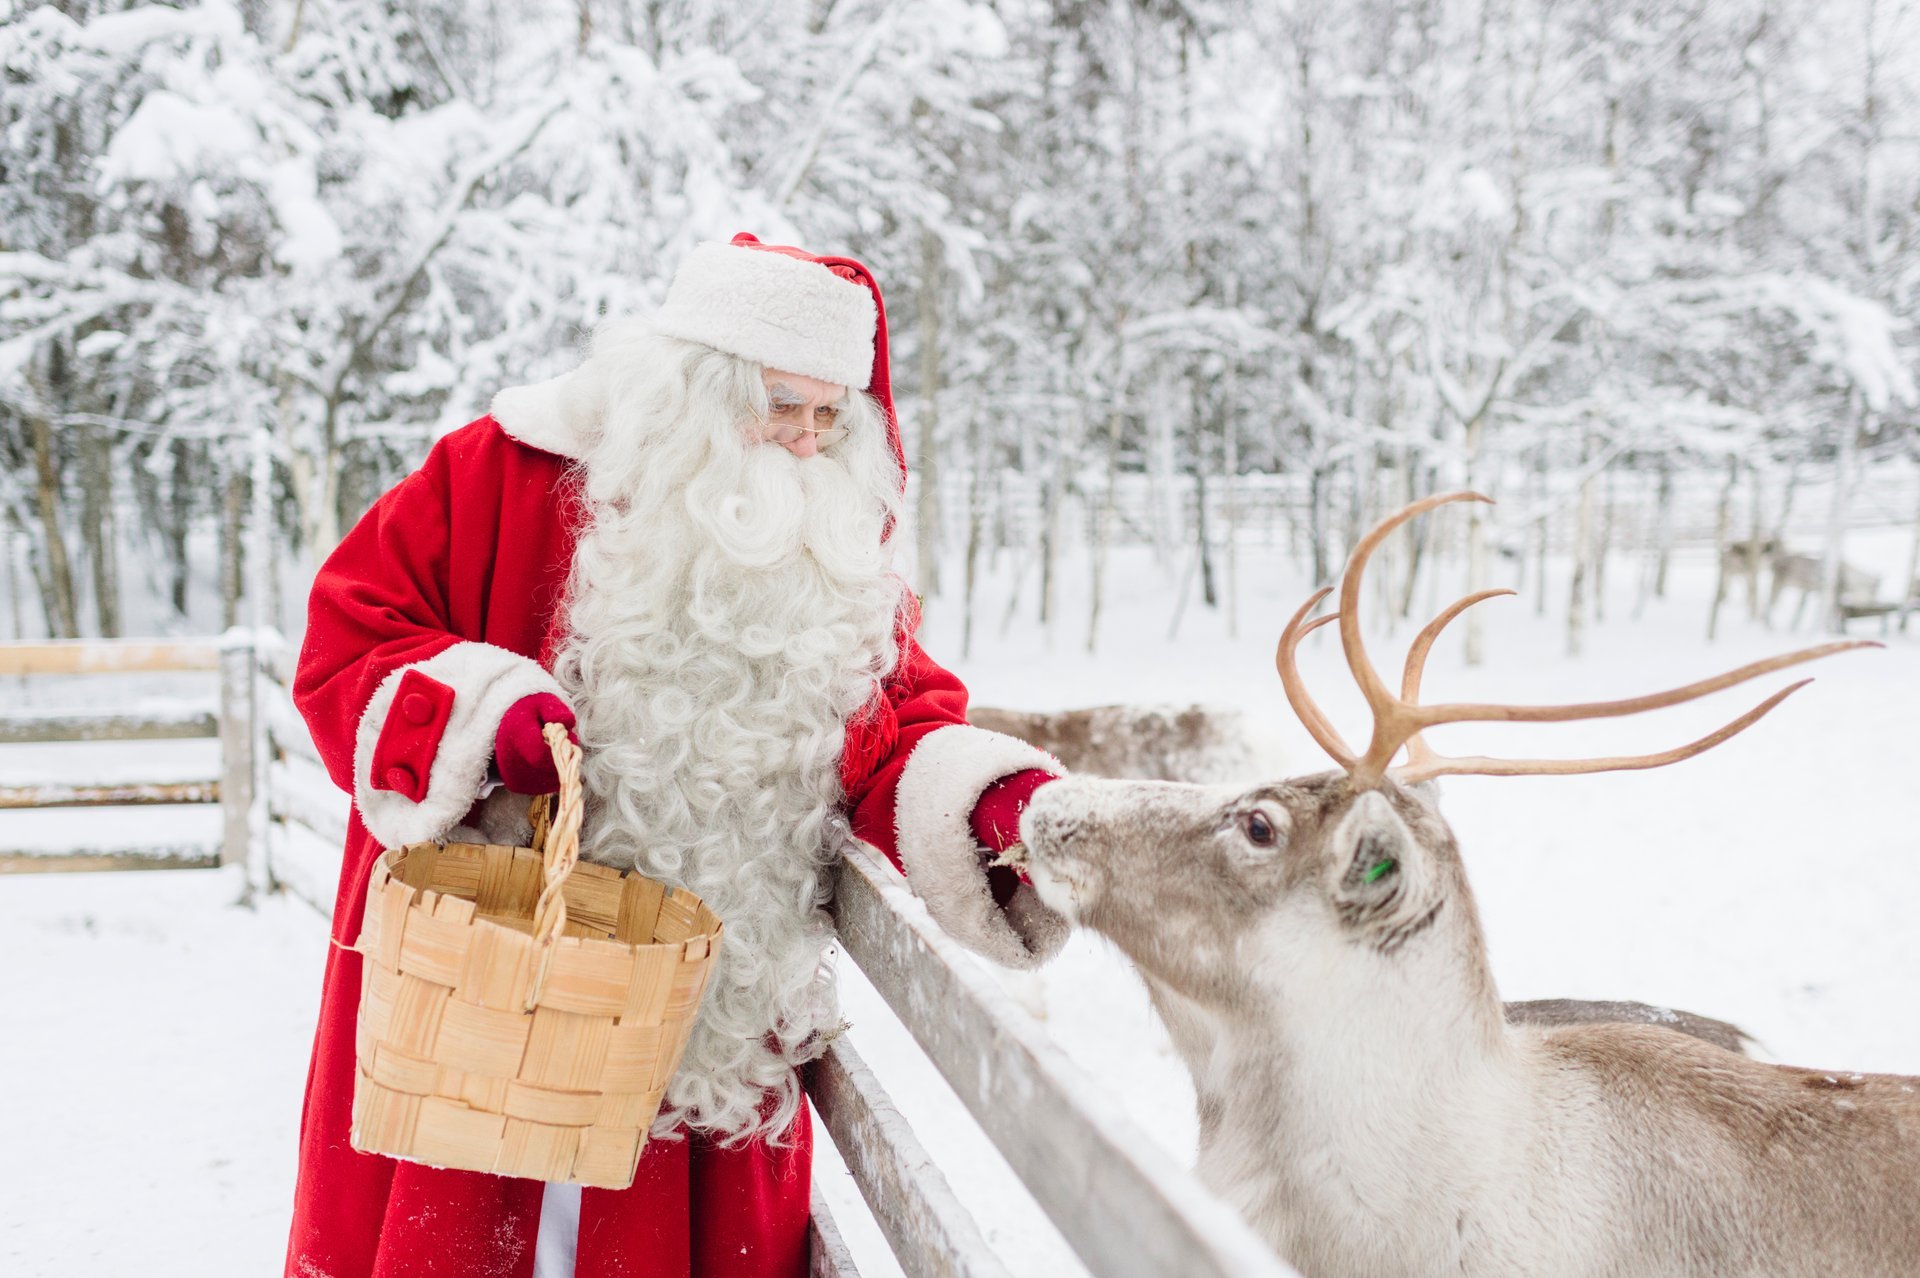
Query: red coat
286,402,1066,1278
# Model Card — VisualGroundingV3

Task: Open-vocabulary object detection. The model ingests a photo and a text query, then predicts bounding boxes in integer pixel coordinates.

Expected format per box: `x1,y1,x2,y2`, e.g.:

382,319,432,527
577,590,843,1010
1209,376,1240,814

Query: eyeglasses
761,403,849,447
762,420,850,447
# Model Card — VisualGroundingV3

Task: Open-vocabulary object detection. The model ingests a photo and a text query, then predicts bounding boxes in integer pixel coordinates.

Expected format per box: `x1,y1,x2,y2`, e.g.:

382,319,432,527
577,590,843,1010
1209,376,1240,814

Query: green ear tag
1364,858,1396,884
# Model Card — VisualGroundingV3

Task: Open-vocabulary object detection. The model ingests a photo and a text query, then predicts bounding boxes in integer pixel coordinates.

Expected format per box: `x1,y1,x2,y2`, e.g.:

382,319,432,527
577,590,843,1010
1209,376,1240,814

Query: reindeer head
1019,493,1871,1017
1022,770,1476,1009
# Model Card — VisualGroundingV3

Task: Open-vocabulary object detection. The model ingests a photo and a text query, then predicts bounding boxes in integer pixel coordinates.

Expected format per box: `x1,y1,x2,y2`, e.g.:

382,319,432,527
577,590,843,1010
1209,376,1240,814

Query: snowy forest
4,0,1919,655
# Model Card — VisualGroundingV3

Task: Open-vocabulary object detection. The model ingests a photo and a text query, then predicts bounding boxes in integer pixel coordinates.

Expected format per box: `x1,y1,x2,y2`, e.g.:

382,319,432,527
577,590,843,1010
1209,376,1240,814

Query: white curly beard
551,325,904,1144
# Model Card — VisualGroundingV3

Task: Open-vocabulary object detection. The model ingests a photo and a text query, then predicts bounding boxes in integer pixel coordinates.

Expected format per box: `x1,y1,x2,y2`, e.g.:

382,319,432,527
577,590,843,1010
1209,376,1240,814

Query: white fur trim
489,369,600,460
893,724,1070,969
353,641,566,849
650,242,877,389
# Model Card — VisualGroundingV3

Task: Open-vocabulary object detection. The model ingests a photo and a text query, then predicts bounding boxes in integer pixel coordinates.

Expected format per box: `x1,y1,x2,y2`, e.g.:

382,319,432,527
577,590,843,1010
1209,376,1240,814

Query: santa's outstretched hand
493,693,578,794
971,768,1055,905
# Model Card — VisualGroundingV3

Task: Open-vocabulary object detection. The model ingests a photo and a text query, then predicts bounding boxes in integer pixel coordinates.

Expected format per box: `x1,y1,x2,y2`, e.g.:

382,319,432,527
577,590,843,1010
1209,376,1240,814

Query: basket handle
526,723,583,1000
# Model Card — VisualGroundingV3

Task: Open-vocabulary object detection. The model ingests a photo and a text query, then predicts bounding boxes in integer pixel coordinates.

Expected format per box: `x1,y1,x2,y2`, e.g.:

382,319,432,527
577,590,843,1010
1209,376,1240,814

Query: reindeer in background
1012,494,1917,1278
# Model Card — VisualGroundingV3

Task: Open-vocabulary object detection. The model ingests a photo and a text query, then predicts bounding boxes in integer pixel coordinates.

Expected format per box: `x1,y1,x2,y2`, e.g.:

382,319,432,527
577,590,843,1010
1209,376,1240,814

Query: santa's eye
1241,811,1277,847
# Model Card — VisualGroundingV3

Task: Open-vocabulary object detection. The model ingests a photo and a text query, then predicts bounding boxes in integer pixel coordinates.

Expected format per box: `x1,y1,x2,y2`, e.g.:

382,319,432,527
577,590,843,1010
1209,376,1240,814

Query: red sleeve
848,633,1071,968
292,442,459,793
845,634,971,868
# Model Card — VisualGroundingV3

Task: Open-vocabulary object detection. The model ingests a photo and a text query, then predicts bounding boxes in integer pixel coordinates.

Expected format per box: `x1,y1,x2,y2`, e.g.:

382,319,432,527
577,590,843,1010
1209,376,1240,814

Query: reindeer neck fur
1152,828,1604,1277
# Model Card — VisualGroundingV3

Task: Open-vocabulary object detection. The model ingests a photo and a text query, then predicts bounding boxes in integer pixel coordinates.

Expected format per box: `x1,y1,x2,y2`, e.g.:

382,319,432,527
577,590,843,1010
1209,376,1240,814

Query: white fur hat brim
650,241,878,389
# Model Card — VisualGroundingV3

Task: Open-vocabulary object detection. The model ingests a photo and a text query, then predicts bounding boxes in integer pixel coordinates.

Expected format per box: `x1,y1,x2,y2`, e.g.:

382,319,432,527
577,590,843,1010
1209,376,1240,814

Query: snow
5,538,1920,1276
1,867,324,1277
96,91,258,186
267,157,345,272
65,0,243,55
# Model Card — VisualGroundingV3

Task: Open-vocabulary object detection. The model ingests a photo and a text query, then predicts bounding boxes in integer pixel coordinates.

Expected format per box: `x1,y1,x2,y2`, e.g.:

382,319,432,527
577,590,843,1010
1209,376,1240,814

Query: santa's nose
780,431,820,459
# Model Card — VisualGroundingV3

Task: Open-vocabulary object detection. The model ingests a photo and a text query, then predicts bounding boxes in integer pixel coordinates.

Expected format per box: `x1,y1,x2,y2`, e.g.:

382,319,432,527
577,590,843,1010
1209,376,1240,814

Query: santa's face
755,368,848,459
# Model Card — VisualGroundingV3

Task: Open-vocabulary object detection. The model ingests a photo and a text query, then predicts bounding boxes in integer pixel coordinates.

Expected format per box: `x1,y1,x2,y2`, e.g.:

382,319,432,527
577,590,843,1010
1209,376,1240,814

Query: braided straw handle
525,721,583,1009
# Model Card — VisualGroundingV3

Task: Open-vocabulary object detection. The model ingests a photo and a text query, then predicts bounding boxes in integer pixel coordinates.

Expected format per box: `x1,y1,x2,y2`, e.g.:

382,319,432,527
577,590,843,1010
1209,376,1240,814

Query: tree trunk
1777,462,1800,534
1191,376,1215,612
1818,395,1859,633
1567,444,1594,658
1086,407,1122,653
4,528,18,639
1652,460,1675,599
1037,451,1061,634
283,0,308,52
1149,375,1178,571
1308,463,1331,585
1594,459,1613,623
1343,453,1366,577
81,423,119,637
1707,457,1739,641
1464,418,1488,665
1222,394,1240,639
221,462,247,630
1194,466,1215,608
962,417,984,659
1901,454,1920,633
29,408,78,638
1744,461,1764,619
1397,461,1428,622
915,227,943,602
1634,464,1662,620
248,415,276,632
167,437,192,619
1533,444,1549,614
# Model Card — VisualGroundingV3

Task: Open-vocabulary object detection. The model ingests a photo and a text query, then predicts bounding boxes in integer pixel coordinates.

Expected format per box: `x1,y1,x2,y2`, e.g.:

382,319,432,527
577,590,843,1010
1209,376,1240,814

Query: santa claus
287,234,1067,1278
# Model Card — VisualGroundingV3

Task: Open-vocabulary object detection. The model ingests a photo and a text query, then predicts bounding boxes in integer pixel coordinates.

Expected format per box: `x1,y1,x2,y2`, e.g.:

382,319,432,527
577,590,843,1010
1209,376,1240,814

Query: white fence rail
826,841,1296,1278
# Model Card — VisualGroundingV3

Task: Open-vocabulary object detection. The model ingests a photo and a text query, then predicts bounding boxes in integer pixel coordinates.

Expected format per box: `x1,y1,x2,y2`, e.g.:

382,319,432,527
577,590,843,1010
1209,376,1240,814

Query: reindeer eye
1242,811,1277,847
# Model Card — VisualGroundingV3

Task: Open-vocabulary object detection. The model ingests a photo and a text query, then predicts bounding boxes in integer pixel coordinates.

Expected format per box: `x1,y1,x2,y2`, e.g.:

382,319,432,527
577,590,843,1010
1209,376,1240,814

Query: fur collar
488,369,600,460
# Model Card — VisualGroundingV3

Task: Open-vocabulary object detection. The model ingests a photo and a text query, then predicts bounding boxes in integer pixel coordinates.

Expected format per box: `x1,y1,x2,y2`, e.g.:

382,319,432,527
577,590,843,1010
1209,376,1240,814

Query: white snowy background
4,0,1920,1275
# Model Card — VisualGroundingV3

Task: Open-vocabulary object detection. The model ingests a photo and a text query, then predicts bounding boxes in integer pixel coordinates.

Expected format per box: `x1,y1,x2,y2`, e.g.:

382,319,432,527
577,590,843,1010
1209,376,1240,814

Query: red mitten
493,693,578,794
971,769,1055,851
971,769,1056,907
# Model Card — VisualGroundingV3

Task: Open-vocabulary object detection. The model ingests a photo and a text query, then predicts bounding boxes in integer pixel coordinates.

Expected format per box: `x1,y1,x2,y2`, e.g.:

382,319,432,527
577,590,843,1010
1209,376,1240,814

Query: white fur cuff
352,642,566,849
893,724,1070,969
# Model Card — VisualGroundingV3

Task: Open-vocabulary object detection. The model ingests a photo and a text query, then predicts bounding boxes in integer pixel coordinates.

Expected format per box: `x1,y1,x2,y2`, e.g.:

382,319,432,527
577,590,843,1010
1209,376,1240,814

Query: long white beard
551,331,903,1143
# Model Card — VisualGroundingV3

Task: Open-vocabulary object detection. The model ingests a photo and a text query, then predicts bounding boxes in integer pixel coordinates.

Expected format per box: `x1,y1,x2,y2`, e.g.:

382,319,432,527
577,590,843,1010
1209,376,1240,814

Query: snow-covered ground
5,534,1919,1277
2,868,323,1276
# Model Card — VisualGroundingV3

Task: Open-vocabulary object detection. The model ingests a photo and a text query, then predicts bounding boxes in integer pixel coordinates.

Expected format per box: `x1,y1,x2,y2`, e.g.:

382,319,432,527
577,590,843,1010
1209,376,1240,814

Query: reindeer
1011,494,1917,1278
968,703,1274,784
1766,549,1881,629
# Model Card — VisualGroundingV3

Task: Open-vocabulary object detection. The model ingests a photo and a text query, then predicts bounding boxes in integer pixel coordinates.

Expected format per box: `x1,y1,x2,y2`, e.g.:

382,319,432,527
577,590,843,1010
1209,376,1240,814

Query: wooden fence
0,636,252,872
0,635,1300,1276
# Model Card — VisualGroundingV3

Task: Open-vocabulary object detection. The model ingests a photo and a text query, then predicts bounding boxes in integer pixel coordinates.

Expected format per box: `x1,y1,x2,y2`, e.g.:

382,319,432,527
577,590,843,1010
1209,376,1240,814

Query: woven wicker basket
348,723,721,1188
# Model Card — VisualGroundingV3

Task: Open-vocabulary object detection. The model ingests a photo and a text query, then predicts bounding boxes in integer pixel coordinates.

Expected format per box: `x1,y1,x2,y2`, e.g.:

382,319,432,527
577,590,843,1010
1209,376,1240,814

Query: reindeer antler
1275,587,1355,766
1278,491,1878,788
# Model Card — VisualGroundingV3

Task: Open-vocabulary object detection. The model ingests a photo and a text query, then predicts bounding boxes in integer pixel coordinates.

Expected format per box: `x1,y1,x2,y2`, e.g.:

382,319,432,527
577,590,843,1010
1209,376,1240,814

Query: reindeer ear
1333,791,1407,882
1328,791,1432,944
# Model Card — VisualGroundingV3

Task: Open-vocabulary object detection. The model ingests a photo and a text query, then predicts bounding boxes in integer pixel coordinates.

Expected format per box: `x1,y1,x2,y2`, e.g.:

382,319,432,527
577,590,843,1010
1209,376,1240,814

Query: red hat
652,231,900,472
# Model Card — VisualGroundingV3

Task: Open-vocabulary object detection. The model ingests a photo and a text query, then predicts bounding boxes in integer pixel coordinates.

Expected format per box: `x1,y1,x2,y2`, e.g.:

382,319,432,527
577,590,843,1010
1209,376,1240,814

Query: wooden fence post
218,629,256,876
